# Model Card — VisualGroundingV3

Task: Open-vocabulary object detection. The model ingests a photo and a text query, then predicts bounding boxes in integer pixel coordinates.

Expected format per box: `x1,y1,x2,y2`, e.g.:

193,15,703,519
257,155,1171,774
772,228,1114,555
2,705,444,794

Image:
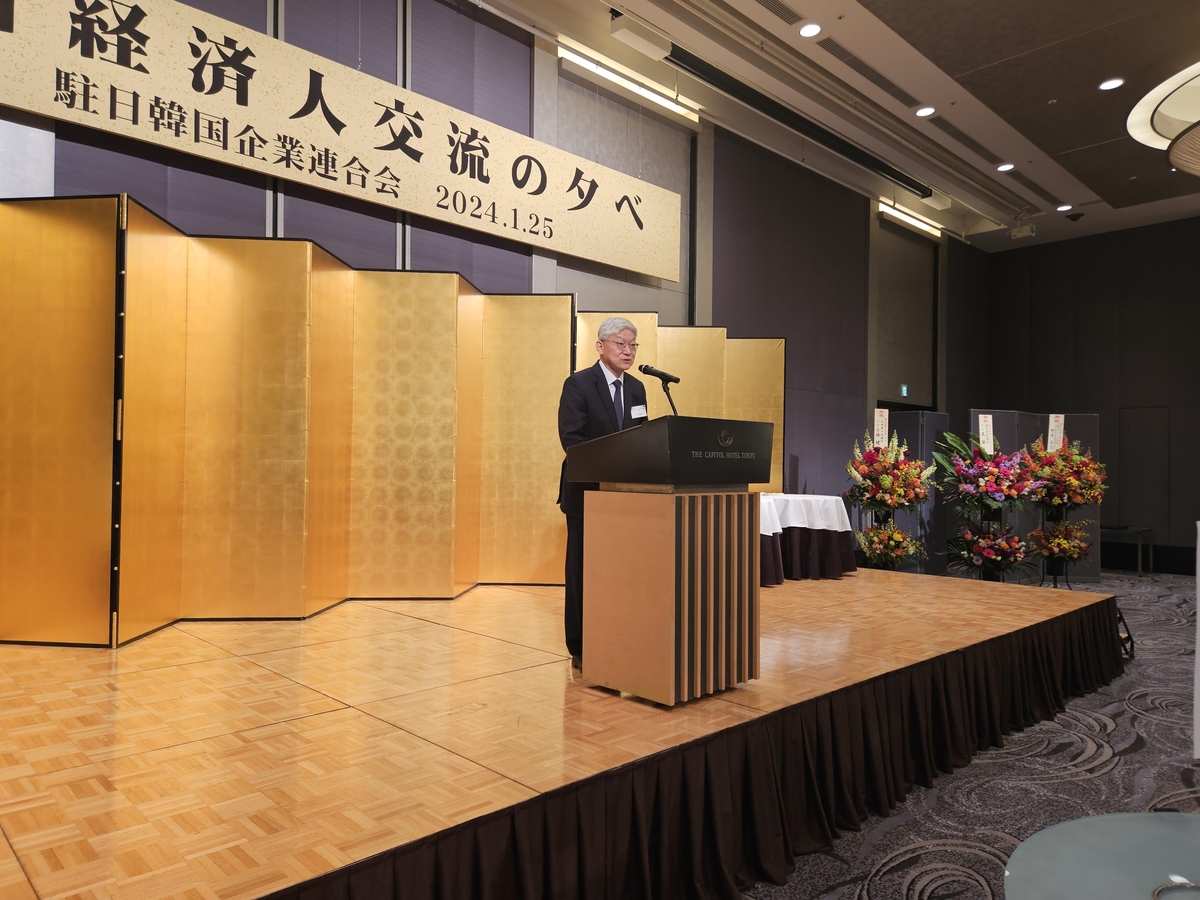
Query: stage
0,571,1124,900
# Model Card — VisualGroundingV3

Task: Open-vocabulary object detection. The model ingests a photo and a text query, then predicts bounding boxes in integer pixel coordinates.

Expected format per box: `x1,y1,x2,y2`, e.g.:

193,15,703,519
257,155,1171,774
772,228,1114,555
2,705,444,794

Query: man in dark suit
557,316,649,670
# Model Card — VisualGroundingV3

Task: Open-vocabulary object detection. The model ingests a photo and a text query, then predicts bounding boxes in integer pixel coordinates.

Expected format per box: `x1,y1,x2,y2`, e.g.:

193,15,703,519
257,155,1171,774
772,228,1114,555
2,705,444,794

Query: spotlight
799,23,821,37
1057,204,1072,212
1099,78,1124,91
997,163,1015,172
916,106,935,117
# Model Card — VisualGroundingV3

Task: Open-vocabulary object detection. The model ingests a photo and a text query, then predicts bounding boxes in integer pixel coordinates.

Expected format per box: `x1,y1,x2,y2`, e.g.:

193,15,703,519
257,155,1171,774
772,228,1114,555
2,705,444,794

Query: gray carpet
747,571,1198,900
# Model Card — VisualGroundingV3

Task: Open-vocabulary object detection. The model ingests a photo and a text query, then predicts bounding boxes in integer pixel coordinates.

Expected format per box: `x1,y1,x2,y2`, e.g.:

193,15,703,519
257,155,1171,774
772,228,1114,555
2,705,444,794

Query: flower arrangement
1027,520,1094,561
948,524,1028,576
845,431,937,516
1026,438,1107,511
857,522,925,568
932,432,1044,512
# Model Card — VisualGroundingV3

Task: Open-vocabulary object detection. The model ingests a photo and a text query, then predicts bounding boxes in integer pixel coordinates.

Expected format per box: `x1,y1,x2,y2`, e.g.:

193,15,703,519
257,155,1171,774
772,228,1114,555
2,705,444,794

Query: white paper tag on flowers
1048,413,1065,450
978,414,995,452
873,408,889,448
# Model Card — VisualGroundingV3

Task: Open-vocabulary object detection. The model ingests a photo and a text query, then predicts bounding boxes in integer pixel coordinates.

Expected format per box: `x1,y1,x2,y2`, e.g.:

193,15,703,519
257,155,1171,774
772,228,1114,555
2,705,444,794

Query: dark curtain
54,123,267,236
281,0,400,268
266,596,1125,900
408,0,532,292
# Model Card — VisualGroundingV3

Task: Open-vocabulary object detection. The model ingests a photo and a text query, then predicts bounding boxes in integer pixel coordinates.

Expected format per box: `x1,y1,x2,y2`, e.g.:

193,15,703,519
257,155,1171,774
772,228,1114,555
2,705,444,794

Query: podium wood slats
584,490,760,705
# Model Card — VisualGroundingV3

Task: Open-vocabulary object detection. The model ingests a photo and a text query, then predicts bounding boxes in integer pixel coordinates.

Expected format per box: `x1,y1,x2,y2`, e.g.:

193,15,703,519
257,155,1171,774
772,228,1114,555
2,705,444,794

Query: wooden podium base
582,490,760,706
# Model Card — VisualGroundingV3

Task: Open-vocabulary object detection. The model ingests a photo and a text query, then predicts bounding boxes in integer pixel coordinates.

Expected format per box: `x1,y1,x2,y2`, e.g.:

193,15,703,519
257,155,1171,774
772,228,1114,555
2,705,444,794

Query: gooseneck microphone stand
660,380,679,416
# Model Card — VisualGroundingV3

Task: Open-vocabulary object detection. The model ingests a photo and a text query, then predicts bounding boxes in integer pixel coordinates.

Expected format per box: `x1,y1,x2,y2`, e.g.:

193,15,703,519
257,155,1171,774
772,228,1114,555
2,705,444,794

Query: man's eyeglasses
602,339,639,353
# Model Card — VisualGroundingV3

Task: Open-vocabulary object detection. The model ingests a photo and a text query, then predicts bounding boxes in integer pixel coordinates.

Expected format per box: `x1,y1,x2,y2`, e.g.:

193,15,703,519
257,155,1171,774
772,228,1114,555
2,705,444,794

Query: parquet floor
0,572,1112,900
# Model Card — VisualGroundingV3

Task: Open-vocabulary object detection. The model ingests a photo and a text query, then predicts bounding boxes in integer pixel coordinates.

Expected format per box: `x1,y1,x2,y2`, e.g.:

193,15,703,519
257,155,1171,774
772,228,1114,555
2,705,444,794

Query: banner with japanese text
0,0,682,280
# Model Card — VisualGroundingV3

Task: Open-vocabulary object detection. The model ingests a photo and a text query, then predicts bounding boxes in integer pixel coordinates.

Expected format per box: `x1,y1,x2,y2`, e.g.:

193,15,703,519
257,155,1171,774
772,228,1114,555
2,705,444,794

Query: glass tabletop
1005,813,1200,900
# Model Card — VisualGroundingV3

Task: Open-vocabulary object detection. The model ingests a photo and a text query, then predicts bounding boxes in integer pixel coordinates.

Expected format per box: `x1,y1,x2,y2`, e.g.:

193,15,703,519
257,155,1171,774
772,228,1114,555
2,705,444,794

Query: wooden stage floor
0,571,1113,900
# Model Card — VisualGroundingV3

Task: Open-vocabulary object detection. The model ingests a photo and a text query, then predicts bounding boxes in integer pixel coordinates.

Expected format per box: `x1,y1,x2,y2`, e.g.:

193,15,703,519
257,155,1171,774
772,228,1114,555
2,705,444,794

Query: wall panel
1118,407,1171,547
973,214,1200,553
0,198,117,644
480,294,572,583
725,338,785,492
118,201,188,642
350,272,460,597
713,126,868,496
657,327,727,420
305,247,355,615
182,239,312,618
876,220,936,407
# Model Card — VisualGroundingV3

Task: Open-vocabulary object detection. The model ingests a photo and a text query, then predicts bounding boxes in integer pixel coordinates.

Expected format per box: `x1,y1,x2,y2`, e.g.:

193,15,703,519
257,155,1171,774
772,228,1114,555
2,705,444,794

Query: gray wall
711,126,869,496
0,107,54,198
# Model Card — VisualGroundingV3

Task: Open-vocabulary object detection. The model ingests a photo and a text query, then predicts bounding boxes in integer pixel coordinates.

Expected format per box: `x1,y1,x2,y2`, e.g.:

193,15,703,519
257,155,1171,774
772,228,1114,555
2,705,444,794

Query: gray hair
597,316,638,341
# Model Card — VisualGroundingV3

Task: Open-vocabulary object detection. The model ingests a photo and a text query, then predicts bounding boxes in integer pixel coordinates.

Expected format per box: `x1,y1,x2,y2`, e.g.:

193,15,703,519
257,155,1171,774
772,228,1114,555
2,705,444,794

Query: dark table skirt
761,528,858,585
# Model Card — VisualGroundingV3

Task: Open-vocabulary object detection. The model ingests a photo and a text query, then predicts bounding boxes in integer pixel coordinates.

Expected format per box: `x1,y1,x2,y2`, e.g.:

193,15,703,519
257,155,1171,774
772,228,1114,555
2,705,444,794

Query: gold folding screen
119,201,189,642
0,198,117,644
183,239,310,617
0,197,785,646
657,326,728,419
349,280,573,595
480,294,573,584
726,339,786,493
304,247,355,615
349,273,465,598
453,285,485,596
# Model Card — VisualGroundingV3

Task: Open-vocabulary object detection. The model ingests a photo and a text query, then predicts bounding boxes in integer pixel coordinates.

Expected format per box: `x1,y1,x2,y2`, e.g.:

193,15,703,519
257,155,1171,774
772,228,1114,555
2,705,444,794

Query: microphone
638,364,680,384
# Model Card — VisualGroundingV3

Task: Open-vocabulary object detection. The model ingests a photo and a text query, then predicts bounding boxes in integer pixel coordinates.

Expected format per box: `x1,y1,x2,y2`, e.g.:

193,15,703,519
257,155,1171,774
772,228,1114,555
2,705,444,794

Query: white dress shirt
598,360,625,403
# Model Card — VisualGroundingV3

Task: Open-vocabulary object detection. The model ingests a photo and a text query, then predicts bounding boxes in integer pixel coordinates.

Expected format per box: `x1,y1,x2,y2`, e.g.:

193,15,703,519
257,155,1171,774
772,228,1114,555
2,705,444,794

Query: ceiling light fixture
1099,78,1124,91
1057,204,1072,212
1127,61,1200,149
557,47,700,122
799,23,821,37
997,163,1015,172
878,202,942,238
916,106,935,117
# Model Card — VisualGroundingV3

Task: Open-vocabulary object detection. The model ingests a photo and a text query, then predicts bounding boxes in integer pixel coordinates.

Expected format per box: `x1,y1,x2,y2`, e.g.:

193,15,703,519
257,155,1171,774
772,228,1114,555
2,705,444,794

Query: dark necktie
612,379,624,430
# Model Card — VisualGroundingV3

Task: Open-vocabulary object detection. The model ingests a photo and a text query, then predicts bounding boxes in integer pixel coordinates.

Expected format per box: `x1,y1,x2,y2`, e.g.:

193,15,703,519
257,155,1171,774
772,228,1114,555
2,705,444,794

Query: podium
568,416,772,705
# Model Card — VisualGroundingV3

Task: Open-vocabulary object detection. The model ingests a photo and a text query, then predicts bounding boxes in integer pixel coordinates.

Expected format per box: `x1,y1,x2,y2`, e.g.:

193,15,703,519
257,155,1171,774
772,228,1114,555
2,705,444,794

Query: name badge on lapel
630,404,647,419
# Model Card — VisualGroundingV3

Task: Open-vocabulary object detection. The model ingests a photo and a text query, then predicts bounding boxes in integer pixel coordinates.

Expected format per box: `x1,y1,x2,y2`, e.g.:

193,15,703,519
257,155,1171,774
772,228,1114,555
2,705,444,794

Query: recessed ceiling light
997,163,1015,172
916,106,935,117
1099,78,1124,91
1057,204,1072,212
799,23,822,37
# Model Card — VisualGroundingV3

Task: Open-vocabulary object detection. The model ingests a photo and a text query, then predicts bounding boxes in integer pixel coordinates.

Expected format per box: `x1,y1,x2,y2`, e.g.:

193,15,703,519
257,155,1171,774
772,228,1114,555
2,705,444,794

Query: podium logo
717,430,734,448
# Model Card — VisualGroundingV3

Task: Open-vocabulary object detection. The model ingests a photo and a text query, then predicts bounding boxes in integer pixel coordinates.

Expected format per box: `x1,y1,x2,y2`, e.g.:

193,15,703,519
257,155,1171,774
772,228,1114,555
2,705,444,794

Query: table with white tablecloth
759,493,858,585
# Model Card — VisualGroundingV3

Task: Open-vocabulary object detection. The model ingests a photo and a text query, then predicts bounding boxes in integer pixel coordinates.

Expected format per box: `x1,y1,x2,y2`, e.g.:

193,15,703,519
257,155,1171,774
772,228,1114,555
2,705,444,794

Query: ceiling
857,0,1200,209
495,0,1200,251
